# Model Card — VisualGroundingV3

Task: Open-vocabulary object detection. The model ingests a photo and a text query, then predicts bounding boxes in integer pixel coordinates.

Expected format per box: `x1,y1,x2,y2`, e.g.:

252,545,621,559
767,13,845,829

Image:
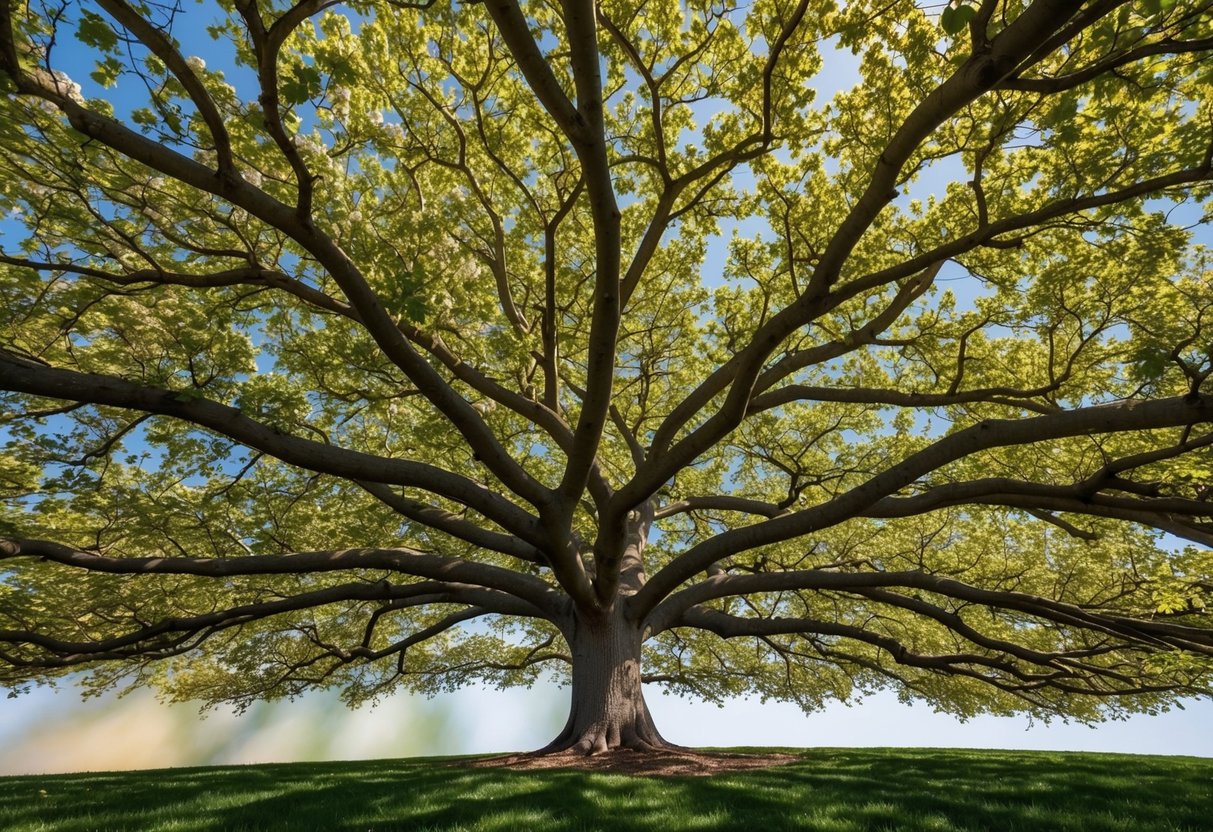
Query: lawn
1,747,1210,831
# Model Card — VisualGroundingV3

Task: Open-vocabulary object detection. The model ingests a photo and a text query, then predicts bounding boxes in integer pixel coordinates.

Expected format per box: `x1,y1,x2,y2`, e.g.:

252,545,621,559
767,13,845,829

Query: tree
1,0,1212,757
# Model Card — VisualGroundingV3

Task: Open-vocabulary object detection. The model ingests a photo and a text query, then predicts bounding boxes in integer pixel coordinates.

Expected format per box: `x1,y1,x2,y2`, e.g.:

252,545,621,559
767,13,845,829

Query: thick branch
357,481,545,563
482,0,585,142
632,145,1213,513
1002,34,1213,94
0,352,544,544
653,571,1213,657
751,381,1062,416
0,582,529,669
629,1,1131,496
0,7,552,513
634,393,1213,616
552,0,623,556
670,606,1203,700
0,537,566,619
95,0,234,174
0,254,577,454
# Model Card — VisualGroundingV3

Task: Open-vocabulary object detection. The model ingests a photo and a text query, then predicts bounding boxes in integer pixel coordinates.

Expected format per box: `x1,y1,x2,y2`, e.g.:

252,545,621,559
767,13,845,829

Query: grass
1,747,1211,831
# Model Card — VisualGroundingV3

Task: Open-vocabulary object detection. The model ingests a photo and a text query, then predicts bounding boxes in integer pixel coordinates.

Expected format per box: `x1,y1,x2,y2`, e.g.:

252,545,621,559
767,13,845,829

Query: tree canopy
1,0,1212,754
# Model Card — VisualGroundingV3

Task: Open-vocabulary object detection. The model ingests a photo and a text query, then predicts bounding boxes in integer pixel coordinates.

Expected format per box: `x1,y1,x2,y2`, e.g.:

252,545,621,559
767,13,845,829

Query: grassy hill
2,747,1210,831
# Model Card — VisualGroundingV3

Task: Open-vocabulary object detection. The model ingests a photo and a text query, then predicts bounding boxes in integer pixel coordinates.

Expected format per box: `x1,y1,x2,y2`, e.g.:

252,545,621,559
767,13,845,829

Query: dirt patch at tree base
461,748,801,777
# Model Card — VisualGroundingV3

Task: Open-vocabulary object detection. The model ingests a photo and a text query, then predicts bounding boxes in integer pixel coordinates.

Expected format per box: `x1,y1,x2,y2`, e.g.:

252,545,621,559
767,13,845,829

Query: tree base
536,720,678,756
463,748,798,776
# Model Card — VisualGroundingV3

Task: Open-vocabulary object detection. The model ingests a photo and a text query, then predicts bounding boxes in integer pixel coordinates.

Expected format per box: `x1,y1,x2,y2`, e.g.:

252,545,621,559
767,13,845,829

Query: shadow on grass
1,748,1210,831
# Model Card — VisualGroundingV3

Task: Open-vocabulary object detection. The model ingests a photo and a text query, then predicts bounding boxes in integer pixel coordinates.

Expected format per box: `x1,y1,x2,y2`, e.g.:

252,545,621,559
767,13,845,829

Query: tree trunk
539,610,671,755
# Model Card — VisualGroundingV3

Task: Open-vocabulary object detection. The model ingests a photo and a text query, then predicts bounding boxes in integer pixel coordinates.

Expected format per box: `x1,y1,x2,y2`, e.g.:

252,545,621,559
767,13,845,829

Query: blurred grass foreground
2,748,1211,832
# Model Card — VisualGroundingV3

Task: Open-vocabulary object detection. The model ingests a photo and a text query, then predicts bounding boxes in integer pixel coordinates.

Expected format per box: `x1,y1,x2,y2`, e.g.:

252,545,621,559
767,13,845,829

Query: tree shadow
1,748,1209,831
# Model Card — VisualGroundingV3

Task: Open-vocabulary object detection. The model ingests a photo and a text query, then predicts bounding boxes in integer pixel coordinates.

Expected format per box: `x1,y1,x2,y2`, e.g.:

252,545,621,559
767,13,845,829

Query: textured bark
540,611,670,754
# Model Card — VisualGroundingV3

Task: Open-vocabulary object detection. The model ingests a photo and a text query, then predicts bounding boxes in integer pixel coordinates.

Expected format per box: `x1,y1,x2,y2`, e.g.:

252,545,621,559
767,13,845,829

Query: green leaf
1129,344,1172,381
386,262,429,323
940,4,976,35
281,65,322,106
131,108,158,127
89,56,123,89
77,11,119,52
326,56,358,87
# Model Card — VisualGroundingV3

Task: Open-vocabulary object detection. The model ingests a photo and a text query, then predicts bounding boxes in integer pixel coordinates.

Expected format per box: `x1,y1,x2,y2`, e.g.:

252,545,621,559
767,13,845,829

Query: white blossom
185,56,206,73
48,70,83,104
294,135,325,156
348,210,363,222
368,110,384,125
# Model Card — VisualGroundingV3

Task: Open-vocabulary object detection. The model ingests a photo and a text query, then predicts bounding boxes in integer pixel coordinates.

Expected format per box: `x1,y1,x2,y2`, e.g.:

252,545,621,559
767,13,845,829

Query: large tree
1,0,1212,755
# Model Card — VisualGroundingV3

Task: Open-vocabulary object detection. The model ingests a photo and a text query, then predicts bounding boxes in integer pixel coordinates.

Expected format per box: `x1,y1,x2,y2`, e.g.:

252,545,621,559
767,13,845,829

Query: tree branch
0,3,554,514
0,352,545,544
0,581,518,670
668,606,1203,701
634,392,1213,616
357,481,546,563
0,536,566,619
482,0,585,143
1001,34,1213,94
0,253,578,454
655,572,1213,657
628,0,1174,500
95,0,235,175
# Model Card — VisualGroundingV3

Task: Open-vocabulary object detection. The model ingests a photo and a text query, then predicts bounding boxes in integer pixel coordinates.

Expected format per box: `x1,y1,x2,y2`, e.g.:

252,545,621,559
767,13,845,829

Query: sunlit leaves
1142,0,1180,16
1,0,1212,721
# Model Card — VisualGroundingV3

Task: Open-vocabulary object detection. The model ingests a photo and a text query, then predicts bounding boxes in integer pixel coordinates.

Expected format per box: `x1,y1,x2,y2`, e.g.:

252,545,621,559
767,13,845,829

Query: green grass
2,747,1210,831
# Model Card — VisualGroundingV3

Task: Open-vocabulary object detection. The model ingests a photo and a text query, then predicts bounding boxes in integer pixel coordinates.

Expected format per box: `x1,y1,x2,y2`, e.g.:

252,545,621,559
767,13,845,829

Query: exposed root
536,717,676,756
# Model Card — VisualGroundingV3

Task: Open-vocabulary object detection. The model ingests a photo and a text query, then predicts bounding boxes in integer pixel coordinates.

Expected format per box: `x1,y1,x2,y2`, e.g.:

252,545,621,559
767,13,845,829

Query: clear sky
2,1,1212,777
